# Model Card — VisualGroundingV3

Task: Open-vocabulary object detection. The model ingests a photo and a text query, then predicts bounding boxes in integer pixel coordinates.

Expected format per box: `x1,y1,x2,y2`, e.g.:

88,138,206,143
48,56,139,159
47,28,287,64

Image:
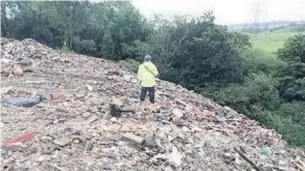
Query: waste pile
1,37,304,171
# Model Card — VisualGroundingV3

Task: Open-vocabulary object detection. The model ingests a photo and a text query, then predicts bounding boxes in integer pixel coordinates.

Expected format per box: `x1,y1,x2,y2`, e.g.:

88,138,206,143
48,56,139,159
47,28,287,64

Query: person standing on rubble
137,54,159,112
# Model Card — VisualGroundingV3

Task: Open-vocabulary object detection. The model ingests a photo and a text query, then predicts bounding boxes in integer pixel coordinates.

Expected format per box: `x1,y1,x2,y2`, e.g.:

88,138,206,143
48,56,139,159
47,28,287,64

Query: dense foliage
1,1,150,60
1,1,304,147
138,14,250,89
205,36,305,147
275,35,305,101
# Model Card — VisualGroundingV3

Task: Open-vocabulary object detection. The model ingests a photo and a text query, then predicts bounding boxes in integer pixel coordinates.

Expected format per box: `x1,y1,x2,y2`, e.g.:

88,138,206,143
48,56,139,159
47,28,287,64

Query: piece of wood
234,147,261,171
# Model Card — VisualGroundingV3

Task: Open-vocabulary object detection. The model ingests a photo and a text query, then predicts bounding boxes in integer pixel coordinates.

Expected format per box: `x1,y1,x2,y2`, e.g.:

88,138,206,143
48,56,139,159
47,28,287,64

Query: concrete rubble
1,37,304,171
121,133,144,145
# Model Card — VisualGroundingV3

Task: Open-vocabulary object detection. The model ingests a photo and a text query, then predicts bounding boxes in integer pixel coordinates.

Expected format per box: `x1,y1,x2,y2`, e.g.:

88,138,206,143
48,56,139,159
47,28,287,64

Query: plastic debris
5,97,41,107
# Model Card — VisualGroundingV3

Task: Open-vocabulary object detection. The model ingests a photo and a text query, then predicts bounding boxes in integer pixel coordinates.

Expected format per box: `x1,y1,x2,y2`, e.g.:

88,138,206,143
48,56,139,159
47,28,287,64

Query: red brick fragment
3,131,35,146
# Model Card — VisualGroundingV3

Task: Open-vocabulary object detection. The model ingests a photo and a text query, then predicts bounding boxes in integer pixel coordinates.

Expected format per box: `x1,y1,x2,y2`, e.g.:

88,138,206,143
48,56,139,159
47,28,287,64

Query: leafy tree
100,1,150,60
276,34,305,101
1,1,148,59
209,73,280,114
1,1,19,37
275,101,305,126
143,13,249,89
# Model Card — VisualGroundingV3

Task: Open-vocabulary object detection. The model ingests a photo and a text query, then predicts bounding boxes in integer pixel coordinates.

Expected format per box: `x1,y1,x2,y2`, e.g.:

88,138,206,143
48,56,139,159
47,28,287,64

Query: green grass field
249,30,305,58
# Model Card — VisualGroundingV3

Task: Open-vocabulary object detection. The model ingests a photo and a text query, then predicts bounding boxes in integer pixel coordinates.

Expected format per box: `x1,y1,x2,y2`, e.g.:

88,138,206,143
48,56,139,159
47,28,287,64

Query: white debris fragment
168,146,183,167
86,85,93,91
172,108,183,119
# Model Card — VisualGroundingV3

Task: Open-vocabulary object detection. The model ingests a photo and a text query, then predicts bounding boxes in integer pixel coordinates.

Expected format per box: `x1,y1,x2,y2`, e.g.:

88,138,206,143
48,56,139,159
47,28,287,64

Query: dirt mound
1,37,304,171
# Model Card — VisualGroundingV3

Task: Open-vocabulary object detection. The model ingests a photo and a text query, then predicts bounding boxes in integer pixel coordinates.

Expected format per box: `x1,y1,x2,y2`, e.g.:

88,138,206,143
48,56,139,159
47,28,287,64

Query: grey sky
131,0,305,25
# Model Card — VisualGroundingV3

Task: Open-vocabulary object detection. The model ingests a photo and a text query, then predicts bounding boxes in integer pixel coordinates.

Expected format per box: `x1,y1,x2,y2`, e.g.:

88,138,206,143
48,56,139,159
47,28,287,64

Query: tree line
1,1,304,147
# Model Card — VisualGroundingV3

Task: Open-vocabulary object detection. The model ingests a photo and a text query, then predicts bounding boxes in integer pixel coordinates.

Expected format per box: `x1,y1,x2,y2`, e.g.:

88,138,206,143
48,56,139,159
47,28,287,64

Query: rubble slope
1,38,304,171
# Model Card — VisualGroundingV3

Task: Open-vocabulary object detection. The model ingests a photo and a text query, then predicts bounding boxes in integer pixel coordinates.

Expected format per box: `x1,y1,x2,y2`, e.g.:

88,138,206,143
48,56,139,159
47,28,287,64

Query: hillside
1,38,305,171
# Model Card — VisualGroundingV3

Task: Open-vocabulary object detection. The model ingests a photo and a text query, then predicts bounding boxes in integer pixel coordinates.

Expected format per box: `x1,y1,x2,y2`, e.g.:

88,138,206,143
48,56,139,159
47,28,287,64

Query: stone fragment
123,75,132,82
86,85,93,91
163,166,173,171
172,108,183,119
235,157,241,165
110,117,117,122
82,112,92,118
182,126,191,132
13,67,24,76
168,146,183,167
213,115,225,123
1,58,11,64
144,132,156,148
112,97,123,107
102,163,113,170
121,133,144,145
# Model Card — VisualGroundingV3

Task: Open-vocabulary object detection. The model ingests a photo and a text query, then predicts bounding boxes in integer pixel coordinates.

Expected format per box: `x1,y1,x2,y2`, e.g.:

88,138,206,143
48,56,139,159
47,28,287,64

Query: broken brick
3,131,35,146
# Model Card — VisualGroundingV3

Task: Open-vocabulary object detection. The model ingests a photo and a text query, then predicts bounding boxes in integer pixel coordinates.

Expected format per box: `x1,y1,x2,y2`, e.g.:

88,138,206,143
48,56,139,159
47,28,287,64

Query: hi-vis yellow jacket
137,61,159,87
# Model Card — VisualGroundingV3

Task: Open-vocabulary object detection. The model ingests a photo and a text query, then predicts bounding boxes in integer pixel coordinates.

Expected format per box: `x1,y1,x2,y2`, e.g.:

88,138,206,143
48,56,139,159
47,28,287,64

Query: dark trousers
140,87,155,103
